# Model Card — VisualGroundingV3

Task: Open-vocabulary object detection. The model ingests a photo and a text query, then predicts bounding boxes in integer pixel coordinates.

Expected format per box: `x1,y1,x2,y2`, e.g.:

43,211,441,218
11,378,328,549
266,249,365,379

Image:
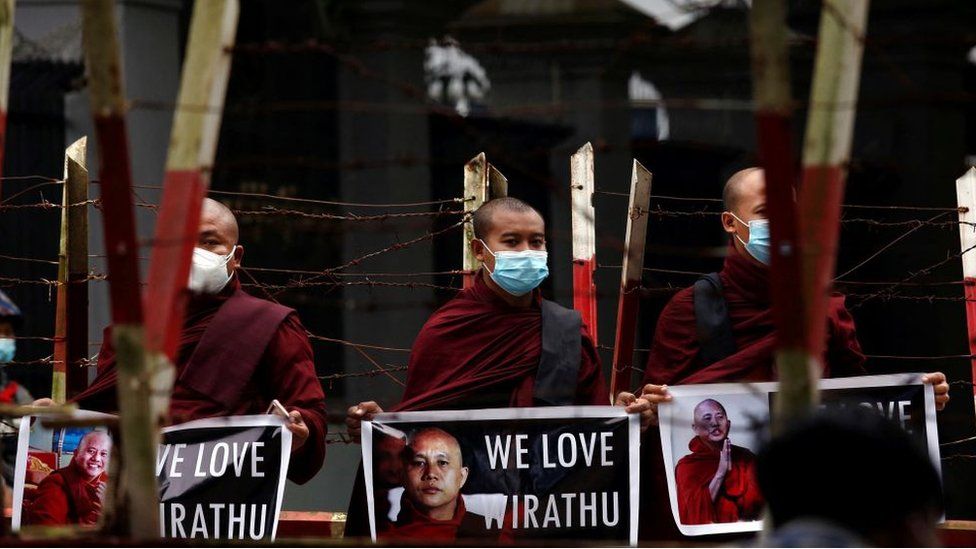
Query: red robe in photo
25,466,105,526
675,438,763,525
72,276,327,484
639,247,866,540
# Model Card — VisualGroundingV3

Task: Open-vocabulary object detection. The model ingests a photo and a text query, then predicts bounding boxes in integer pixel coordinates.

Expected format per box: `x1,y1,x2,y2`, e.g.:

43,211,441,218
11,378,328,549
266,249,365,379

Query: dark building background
1,0,974,516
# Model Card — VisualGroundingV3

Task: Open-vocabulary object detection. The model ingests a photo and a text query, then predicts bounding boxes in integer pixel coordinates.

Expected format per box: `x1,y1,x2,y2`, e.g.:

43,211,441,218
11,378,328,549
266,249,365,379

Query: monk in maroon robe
70,199,327,484
26,430,111,526
674,399,762,525
636,168,950,539
344,198,656,537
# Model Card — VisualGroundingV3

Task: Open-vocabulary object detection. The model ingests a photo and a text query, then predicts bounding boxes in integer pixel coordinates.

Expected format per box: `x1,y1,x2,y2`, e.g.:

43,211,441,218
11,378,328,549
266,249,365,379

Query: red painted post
955,167,976,396
610,160,651,400
80,0,156,535
571,143,598,344
144,0,239,361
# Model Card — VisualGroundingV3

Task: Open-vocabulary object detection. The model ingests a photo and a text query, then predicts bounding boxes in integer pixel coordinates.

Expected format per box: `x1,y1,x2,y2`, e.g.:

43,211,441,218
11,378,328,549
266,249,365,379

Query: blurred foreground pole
144,0,238,414
53,137,89,403
748,0,811,430
571,142,598,344
609,161,651,401
80,0,157,537
0,0,12,200
955,167,976,398
795,0,870,413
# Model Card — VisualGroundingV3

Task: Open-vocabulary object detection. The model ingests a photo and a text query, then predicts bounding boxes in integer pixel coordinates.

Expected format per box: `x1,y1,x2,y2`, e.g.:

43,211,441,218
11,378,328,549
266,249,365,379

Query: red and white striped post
955,167,976,397
80,0,156,535
610,160,652,401
144,0,239,374
748,0,810,424
797,0,870,368
0,0,13,199
571,143,598,343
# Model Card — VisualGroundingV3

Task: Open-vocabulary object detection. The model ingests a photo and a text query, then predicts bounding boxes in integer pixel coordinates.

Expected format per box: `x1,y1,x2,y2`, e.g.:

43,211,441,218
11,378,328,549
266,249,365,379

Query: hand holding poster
363,406,640,546
658,373,941,537
157,415,292,541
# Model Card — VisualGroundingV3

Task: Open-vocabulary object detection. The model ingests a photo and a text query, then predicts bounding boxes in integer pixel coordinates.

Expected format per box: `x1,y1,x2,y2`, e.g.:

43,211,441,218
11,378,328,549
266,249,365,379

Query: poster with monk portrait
362,406,640,545
658,373,941,536
11,411,116,533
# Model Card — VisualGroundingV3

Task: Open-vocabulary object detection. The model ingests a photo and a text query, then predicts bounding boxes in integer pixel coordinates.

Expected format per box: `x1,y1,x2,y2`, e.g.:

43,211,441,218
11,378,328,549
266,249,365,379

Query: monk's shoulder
662,286,695,316
732,444,758,462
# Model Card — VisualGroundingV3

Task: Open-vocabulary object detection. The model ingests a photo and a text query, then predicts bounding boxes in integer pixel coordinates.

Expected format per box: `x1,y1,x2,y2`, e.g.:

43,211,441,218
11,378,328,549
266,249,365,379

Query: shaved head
201,198,239,246
693,399,727,418
472,197,542,240
723,167,763,213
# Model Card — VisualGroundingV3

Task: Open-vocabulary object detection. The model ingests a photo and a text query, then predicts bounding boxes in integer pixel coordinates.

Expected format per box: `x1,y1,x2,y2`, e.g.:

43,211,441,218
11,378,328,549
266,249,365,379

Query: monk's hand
346,401,383,444
921,372,950,411
636,384,672,428
286,410,309,452
30,398,54,407
615,391,654,432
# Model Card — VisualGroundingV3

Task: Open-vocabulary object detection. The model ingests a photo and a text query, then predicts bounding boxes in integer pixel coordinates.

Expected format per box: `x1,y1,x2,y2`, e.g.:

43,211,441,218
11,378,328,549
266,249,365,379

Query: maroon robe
73,276,327,484
639,247,865,540
346,272,607,537
26,466,105,526
675,438,762,525
395,270,607,411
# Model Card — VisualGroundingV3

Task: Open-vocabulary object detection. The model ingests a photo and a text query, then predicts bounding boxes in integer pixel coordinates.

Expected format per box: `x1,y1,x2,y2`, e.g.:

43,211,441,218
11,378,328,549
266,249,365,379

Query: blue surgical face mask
0,337,15,364
479,240,549,296
730,213,771,266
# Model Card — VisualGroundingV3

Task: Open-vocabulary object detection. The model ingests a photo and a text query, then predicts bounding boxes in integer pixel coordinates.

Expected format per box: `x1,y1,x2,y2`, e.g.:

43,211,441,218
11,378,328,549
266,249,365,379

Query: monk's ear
472,239,486,263
720,212,737,236
460,466,469,488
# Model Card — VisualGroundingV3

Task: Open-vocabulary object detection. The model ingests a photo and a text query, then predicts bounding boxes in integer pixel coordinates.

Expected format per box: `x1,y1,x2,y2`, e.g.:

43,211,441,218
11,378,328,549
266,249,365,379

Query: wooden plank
462,152,488,289
487,162,508,199
0,0,13,199
609,160,651,400
793,0,870,421
956,167,976,396
748,0,812,428
80,0,157,537
53,137,89,403
571,142,598,344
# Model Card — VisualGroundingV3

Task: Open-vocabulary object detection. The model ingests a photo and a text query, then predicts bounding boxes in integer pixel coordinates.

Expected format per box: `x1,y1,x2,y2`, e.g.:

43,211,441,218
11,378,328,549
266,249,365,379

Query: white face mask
187,246,236,294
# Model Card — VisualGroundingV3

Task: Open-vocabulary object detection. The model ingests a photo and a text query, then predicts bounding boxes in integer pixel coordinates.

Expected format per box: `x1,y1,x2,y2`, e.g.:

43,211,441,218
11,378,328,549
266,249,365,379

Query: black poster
363,407,639,546
156,415,292,541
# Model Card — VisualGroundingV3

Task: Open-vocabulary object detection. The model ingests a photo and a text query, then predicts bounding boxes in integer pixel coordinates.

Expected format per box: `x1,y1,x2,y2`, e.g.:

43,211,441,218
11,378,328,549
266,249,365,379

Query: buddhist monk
25,430,111,526
344,197,656,535
674,399,762,525
381,428,508,541
637,167,949,539
70,198,327,484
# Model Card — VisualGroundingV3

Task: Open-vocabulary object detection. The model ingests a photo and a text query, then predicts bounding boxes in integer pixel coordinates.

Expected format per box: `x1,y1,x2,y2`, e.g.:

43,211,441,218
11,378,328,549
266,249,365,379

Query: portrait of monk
381,427,508,541
25,430,112,526
674,399,762,525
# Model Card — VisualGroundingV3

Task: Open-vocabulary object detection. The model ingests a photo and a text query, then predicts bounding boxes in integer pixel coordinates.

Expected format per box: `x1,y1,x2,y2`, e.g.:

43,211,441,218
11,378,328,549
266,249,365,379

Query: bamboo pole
571,142,598,344
794,0,870,422
462,152,488,289
748,0,815,429
609,160,651,401
144,0,238,400
0,0,13,200
80,0,157,537
53,138,89,403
